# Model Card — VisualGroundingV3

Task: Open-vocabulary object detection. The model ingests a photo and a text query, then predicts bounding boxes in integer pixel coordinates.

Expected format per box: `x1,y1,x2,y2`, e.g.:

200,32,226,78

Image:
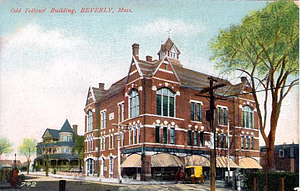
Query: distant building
0,160,22,169
84,38,262,180
260,143,299,172
34,119,82,172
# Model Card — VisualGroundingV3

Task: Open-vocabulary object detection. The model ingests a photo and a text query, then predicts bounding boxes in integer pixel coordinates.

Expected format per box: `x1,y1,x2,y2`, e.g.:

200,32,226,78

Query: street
0,174,232,191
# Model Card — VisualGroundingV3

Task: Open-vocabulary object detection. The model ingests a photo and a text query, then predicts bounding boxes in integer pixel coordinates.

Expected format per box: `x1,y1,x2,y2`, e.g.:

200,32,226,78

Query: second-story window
129,89,139,118
156,88,175,117
101,110,107,129
242,106,254,129
87,110,93,132
218,106,228,126
191,102,202,122
118,102,125,123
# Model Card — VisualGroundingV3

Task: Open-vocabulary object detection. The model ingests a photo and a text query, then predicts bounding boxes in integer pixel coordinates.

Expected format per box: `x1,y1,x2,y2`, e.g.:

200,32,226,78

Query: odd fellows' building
84,38,262,180
35,119,82,172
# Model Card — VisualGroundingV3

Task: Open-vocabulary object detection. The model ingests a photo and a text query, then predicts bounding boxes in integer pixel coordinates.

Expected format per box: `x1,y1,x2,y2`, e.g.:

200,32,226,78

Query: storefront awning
121,154,141,168
151,153,183,167
216,156,239,168
239,157,262,169
185,155,210,167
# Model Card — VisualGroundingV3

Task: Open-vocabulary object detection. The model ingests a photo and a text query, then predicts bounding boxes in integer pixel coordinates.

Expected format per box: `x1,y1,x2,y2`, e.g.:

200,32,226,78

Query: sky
0,0,298,161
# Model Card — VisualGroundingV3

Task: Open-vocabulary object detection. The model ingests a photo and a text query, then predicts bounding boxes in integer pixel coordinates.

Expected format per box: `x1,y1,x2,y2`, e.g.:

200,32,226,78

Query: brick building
260,143,299,173
83,38,261,180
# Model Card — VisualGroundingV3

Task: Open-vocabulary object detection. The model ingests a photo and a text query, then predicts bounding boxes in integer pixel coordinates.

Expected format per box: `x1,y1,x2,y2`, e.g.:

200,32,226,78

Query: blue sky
0,0,298,159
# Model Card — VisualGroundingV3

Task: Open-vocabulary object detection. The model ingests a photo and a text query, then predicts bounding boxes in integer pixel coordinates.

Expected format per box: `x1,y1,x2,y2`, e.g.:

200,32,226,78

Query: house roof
97,77,127,102
42,129,59,139
59,119,73,133
0,160,22,167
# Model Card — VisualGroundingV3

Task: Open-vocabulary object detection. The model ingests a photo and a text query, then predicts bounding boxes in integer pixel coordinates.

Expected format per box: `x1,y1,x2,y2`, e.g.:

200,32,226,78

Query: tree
18,138,37,175
210,1,298,172
72,136,84,172
0,137,13,156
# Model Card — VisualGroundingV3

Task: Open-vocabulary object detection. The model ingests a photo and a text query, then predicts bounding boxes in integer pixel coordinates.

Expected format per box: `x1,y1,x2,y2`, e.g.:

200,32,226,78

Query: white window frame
242,106,254,129
87,110,93,132
100,110,107,129
129,89,139,118
279,149,284,158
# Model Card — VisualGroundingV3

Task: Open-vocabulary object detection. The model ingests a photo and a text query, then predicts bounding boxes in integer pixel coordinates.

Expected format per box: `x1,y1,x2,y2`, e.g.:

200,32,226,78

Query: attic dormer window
164,63,169,70
170,51,176,59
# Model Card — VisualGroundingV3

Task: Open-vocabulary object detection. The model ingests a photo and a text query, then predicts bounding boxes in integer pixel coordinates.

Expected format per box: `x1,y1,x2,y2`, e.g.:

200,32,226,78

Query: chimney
241,77,247,83
72,125,78,136
132,43,139,60
99,83,105,90
146,55,152,62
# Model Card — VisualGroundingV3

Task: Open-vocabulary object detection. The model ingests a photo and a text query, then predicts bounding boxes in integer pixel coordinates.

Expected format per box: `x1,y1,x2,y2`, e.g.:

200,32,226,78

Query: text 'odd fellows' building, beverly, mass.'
83,38,262,181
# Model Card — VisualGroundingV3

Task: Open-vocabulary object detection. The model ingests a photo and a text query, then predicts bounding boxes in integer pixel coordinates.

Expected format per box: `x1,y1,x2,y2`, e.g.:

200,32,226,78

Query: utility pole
196,77,226,191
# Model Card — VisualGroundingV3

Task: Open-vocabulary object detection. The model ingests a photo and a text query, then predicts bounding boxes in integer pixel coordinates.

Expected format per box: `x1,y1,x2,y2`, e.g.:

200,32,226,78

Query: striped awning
151,153,183,167
185,155,210,167
121,154,141,168
216,156,239,168
239,157,262,169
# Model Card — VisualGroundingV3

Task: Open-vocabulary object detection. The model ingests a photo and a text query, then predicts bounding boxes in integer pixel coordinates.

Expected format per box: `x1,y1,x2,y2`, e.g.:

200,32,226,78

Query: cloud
4,24,81,50
132,18,206,37
0,24,122,152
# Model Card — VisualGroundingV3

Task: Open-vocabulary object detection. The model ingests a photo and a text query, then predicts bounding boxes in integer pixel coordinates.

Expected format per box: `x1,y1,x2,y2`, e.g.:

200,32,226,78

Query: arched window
242,106,254,129
109,156,114,178
129,89,139,118
87,110,93,132
86,158,94,175
156,88,175,117
100,157,105,176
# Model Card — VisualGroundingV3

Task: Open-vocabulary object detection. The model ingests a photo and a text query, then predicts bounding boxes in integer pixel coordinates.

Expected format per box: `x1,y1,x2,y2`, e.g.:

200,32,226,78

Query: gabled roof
42,129,59,139
157,38,181,55
85,85,106,106
59,119,73,133
98,77,127,102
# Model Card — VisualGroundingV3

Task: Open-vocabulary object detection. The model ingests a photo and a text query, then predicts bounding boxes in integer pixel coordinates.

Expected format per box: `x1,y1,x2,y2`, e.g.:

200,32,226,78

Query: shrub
244,171,299,191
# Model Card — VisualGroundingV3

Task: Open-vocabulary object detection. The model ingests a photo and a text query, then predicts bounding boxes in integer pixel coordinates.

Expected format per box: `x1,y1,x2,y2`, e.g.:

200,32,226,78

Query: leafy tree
210,1,298,172
0,137,13,156
18,138,37,174
72,136,84,172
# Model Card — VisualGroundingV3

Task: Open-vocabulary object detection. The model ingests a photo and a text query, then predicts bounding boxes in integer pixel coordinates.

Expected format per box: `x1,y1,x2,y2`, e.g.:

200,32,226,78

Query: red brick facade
84,38,260,179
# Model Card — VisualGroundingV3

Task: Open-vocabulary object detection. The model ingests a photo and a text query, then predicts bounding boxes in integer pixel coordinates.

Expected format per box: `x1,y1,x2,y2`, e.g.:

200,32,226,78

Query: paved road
0,174,232,191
